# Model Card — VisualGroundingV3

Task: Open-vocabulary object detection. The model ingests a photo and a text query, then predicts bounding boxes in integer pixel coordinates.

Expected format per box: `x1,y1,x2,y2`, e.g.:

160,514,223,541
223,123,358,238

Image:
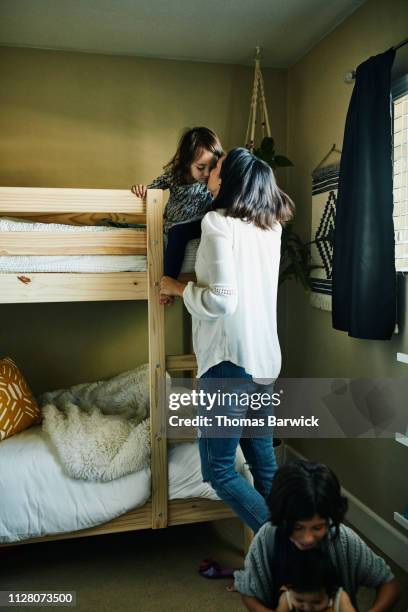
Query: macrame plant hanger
245,47,271,151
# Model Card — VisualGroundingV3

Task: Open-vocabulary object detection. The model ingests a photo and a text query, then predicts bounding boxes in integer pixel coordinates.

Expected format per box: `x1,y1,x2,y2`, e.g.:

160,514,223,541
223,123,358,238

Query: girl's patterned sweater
148,171,213,233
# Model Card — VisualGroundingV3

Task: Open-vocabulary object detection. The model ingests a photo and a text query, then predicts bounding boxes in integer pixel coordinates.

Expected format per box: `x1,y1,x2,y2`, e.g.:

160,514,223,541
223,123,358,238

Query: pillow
0,357,41,441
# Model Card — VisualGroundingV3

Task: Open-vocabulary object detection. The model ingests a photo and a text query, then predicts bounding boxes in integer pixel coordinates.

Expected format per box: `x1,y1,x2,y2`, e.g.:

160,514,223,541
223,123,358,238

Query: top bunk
0,186,163,303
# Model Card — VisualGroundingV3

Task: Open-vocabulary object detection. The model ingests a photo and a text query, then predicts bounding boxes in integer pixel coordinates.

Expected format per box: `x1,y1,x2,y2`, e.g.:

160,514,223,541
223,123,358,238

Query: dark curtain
332,49,396,340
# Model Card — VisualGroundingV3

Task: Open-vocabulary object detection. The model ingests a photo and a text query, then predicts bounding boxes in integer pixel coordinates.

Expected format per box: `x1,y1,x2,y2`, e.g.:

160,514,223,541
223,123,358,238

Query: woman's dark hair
164,127,223,184
212,147,294,228
267,460,348,540
283,548,340,598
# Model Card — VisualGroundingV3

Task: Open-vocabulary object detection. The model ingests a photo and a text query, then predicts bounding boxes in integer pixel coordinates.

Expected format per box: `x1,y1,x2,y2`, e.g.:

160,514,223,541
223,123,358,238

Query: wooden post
146,188,168,529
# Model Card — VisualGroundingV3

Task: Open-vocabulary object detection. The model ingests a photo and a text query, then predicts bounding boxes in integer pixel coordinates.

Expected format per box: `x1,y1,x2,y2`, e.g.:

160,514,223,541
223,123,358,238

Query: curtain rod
344,37,408,83
393,37,408,51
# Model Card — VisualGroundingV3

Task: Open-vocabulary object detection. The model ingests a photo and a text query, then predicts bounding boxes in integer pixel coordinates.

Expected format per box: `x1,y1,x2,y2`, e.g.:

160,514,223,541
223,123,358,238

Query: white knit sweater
182,210,282,379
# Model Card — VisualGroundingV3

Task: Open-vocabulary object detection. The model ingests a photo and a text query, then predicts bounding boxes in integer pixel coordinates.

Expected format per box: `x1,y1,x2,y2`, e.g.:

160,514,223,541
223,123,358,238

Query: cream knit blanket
39,365,155,482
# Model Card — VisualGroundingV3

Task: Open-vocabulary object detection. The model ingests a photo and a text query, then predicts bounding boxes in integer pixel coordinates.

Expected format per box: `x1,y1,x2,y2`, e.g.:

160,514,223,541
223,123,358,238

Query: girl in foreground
235,461,400,612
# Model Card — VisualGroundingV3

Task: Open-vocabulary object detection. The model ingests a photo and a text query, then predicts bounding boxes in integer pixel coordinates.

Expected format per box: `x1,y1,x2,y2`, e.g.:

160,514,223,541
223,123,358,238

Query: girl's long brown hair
164,127,224,184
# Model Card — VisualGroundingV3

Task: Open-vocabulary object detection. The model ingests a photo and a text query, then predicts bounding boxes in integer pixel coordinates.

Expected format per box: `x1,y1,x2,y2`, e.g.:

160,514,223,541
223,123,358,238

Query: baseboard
284,444,408,572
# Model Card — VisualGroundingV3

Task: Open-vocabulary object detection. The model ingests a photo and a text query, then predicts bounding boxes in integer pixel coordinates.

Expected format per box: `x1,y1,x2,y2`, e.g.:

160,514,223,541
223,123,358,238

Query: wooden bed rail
166,354,197,372
0,500,236,546
0,230,147,256
0,186,145,215
0,272,148,303
0,186,146,227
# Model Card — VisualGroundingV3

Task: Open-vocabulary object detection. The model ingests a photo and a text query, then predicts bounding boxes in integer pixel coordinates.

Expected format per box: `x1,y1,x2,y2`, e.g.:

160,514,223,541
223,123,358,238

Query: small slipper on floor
198,558,235,579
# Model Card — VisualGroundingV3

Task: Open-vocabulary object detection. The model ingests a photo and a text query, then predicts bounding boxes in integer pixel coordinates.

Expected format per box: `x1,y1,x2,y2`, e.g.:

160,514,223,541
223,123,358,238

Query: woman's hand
131,184,147,198
368,579,400,612
160,276,187,298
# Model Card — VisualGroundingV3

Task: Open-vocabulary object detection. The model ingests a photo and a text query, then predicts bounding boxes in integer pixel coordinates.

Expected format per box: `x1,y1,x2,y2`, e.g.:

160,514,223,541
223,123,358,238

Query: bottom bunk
0,426,240,546
0,361,244,546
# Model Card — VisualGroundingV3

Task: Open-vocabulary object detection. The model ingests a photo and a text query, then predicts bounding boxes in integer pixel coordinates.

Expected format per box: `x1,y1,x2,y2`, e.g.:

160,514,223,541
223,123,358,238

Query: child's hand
160,294,175,306
131,184,147,198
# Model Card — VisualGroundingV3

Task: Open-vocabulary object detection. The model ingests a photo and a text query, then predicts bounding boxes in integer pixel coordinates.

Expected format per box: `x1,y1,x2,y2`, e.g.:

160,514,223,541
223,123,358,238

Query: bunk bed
0,186,237,545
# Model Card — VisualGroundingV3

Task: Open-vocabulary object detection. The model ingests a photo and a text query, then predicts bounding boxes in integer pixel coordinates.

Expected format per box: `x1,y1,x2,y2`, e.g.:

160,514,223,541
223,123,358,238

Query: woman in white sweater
160,147,294,531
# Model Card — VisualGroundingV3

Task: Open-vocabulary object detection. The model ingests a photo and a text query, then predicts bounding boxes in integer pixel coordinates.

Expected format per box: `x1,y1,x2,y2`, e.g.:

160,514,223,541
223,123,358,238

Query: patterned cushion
0,357,41,441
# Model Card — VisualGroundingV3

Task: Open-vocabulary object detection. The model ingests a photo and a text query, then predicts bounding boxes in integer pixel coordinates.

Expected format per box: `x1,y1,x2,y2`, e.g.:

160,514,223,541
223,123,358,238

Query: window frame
392,73,408,273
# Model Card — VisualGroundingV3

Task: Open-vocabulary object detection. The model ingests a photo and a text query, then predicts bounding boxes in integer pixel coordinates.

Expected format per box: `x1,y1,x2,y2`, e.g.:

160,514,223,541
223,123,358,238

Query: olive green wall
0,47,287,394
285,0,408,533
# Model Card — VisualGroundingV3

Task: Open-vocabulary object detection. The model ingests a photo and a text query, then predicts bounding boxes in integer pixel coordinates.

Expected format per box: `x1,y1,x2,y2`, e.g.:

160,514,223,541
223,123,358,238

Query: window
393,74,408,272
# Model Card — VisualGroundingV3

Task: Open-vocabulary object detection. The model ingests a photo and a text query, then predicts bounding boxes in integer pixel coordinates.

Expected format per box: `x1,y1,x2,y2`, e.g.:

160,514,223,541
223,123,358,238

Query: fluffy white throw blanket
39,364,156,482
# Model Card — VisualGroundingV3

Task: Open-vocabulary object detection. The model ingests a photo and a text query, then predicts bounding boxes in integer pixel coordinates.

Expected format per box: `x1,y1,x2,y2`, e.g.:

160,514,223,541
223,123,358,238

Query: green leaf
274,155,294,167
279,224,313,290
254,149,276,169
260,136,275,154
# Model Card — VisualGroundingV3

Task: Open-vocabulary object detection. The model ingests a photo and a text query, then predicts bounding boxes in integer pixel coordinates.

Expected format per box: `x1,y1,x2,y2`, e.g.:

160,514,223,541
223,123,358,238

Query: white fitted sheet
0,426,243,544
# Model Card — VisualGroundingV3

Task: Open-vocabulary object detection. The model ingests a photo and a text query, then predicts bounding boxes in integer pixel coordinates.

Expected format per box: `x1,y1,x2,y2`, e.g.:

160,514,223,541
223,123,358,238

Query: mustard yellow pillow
0,357,41,441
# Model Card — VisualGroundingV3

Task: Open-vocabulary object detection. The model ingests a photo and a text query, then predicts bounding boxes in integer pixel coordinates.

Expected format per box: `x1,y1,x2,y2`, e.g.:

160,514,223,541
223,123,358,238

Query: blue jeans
199,361,278,532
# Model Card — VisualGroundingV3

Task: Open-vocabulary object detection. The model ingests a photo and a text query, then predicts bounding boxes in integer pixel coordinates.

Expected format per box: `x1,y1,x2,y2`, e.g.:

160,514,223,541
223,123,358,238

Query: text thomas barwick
168,415,319,427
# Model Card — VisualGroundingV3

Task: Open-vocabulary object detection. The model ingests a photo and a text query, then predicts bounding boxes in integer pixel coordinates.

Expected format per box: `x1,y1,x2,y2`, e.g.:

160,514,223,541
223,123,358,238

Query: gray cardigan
234,523,394,609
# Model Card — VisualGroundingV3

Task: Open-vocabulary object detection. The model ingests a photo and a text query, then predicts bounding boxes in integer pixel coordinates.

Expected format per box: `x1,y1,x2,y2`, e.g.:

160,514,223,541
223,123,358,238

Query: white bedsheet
0,426,244,544
0,218,199,273
0,254,148,273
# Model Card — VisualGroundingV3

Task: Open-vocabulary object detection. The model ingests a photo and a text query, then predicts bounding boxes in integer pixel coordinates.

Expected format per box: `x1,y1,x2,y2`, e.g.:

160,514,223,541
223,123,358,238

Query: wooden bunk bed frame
0,186,236,546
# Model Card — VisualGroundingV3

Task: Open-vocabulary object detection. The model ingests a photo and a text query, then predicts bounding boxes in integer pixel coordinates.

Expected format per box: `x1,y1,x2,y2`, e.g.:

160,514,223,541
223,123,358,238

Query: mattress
0,426,245,544
0,218,199,273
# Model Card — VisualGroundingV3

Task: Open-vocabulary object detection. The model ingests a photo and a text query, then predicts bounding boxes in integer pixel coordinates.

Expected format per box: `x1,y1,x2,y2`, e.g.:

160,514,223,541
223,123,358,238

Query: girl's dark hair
212,147,294,228
267,460,348,540
164,127,223,184
283,548,340,598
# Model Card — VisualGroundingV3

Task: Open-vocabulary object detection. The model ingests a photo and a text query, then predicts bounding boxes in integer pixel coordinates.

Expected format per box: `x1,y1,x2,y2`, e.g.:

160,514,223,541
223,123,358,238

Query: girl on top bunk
131,126,224,301
274,548,355,612
234,460,400,612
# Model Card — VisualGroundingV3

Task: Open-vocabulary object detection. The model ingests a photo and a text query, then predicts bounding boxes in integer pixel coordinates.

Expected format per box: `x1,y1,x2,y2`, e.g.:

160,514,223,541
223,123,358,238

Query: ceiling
0,0,367,68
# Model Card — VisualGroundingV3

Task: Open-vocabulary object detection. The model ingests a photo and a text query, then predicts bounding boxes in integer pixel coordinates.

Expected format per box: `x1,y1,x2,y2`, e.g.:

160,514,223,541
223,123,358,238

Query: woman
235,461,400,612
160,147,293,532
